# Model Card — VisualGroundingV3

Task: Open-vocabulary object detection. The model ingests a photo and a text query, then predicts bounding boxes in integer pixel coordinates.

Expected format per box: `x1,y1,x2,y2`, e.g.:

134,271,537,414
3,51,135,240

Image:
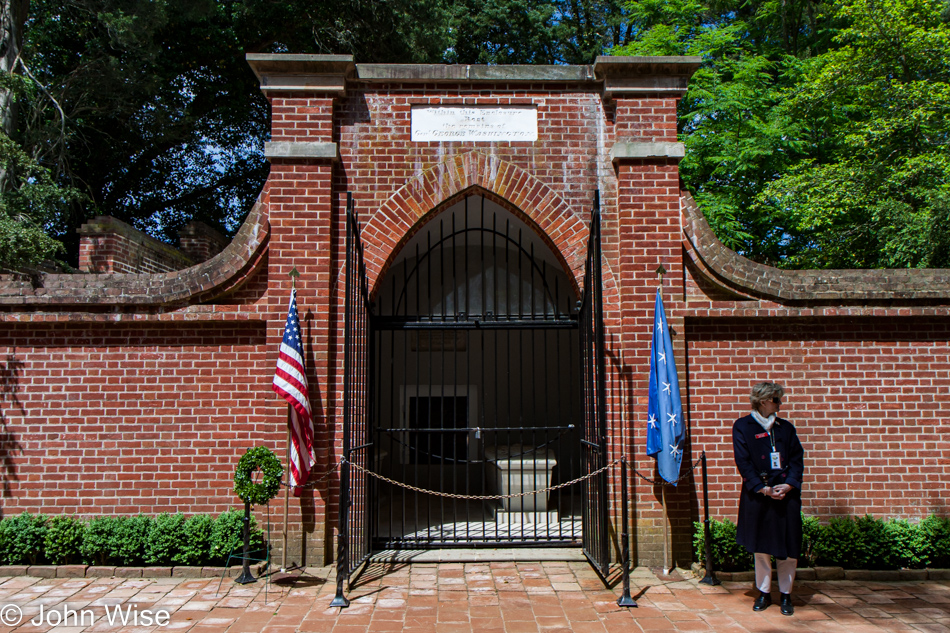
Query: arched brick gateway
359,151,591,297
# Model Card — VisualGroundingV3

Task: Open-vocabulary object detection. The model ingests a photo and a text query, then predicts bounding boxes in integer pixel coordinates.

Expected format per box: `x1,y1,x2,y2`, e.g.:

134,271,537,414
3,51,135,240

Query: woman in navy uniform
732,382,804,616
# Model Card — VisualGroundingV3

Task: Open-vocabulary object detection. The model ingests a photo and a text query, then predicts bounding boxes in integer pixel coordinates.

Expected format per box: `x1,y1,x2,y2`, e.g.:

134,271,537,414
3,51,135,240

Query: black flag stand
235,500,257,584
617,455,637,607
698,450,721,585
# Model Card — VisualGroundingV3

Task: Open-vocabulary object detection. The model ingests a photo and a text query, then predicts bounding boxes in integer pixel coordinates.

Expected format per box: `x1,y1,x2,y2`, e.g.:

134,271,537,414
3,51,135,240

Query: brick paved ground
0,562,947,633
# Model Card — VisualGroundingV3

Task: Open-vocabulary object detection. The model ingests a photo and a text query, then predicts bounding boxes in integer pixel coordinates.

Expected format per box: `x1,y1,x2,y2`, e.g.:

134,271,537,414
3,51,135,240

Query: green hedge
0,510,265,567
695,515,950,571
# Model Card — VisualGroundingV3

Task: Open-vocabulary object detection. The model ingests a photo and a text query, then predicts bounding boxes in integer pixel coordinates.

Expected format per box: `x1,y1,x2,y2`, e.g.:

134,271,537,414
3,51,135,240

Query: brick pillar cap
594,56,701,97
246,54,354,92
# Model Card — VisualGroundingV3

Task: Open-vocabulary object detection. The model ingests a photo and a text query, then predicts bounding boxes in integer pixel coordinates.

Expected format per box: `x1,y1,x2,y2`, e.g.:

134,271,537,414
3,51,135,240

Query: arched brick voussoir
360,151,590,295
0,200,270,308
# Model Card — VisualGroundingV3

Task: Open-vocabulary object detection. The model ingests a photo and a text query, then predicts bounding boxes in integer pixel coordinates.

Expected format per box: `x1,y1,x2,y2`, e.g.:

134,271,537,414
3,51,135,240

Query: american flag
272,289,314,494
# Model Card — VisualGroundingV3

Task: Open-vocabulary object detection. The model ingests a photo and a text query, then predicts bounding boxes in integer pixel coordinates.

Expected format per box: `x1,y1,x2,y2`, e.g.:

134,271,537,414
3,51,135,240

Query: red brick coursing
77,217,194,275
0,202,269,308
0,59,948,569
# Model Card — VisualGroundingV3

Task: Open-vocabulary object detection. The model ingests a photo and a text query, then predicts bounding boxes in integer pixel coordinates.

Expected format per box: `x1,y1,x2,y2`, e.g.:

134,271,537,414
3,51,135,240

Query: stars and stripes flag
272,289,315,495
646,289,685,485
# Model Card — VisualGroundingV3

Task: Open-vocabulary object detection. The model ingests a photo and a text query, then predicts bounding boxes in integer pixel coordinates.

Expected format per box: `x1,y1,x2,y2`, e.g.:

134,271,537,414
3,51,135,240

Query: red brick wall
77,217,194,274
261,156,338,564
271,97,334,142
0,322,279,516
4,64,947,572
687,317,950,523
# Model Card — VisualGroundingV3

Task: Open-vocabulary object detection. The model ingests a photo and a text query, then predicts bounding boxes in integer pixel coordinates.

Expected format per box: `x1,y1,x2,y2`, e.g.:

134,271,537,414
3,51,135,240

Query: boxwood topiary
145,513,187,566
2,513,48,565
82,516,121,566
115,515,152,566
44,516,84,565
179,514,214,566
209,509,265,565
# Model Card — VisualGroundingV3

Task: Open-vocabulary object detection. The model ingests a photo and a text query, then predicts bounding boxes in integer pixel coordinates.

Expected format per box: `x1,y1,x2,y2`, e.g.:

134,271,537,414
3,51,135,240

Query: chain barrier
632,455,703,486
279,459,343,490
344,457,621,501
281,453,703,492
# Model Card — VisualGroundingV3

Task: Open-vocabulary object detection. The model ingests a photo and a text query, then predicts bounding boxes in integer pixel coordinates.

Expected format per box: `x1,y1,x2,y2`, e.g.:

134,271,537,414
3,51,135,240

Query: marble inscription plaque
411,106,538,142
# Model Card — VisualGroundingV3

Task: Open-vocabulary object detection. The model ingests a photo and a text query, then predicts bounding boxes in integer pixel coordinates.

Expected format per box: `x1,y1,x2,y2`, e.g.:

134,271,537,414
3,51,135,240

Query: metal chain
280,453,702,493
279,459,343,490
632,455,703,486
345,457,620,501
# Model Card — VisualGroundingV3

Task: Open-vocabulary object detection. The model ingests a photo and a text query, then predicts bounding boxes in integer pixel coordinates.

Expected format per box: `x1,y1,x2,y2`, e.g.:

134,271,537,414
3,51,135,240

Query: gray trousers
754,552,797,594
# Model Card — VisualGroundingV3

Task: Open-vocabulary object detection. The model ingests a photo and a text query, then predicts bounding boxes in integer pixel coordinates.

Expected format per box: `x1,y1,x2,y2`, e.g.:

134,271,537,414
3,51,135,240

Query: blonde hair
750,382,785,411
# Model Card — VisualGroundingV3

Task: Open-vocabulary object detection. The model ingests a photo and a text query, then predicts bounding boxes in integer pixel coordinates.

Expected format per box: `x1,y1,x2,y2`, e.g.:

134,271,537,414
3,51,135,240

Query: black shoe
753,592,772,611
780,593,794,616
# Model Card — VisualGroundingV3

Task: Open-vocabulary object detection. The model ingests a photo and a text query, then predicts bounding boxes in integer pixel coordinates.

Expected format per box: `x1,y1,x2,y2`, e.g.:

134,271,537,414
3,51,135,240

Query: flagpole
282,417,291,571
655,264,671,574
662,483,670,574
281,267,300,572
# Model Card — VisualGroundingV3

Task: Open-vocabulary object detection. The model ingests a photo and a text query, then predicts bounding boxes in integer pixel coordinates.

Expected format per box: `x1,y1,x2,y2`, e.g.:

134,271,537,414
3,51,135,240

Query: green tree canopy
4,0,460,267
1,0,946,270
615,0,950,268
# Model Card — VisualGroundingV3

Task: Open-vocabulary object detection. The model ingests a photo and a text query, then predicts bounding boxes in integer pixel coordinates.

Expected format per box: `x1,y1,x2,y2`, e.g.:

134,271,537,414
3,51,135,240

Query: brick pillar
249,54,353,566
178,221,229,263
595,56,699,568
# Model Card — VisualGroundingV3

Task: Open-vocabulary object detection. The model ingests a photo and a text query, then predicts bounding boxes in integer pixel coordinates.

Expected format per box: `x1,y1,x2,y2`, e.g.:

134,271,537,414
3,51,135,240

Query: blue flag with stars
646,289,685,485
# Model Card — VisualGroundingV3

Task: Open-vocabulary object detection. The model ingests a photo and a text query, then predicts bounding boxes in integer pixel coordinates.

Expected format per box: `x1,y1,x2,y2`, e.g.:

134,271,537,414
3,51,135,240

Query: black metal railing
332,193,373,607
579,191,610,579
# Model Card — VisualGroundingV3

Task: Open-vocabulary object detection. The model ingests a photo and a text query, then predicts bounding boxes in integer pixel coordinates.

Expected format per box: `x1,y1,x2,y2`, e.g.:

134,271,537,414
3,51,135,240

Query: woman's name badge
770,452,782,469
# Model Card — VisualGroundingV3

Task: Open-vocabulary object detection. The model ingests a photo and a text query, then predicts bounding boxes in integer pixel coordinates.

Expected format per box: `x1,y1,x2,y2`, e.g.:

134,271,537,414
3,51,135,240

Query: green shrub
698,514,950,571
179,514,214,566
210,509,265,565
814,516,864,568
1,513,48,565
884,519,930,569
115,515,152,566
856,514,890,569
82,516,121,566
0,517,9,564
921,516,950,568
145,513,187,566
693,518,753,572
801,516,821,568
44,516,84,565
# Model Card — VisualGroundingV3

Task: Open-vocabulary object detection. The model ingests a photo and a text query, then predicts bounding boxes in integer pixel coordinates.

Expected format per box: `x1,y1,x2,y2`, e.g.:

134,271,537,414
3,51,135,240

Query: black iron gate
332,194,373,607
579,192,610,578
370,195,582,549
335,192,610,603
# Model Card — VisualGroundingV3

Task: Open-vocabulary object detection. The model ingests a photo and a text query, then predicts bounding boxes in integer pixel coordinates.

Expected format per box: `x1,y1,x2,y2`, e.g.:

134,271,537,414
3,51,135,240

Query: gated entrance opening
335,191,610,603
372,193,581,549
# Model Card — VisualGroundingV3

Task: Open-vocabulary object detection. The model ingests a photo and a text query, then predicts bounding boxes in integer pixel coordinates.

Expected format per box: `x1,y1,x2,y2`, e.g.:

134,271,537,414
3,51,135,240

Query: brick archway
359,151,591,296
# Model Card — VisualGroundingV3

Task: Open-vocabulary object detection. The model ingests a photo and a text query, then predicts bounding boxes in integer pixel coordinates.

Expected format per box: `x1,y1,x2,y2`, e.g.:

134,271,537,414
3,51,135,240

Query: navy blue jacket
732,414,805,559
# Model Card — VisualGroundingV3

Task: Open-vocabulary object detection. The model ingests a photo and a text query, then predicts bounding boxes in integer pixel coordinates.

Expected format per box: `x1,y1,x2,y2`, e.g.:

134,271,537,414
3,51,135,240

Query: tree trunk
0,0,28,190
